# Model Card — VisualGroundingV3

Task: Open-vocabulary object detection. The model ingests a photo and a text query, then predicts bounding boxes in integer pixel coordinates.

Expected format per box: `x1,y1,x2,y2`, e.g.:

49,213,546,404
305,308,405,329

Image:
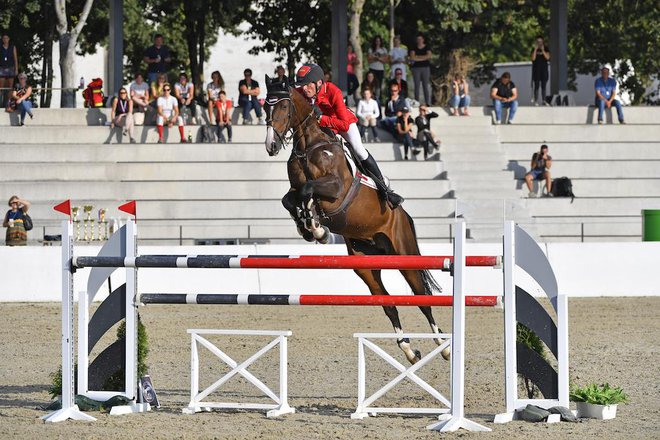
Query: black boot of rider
361,153,404,209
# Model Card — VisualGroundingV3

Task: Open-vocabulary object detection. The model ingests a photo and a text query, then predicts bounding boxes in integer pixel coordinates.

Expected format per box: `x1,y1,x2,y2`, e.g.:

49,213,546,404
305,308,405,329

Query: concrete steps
503,142,660,160
508,160,660,179
497,124,660,143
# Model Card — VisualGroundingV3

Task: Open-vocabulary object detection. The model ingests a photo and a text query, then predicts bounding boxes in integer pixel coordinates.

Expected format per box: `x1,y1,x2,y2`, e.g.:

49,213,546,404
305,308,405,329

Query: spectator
361,71,381,106
216,90,232,143
367,36,388,96
524,144,553,197
238,68,264,125
130,73,150,112
396,106,415,160
388,68,408,99
356,89,380,143
274,65,288,83
409,33,432,105
449,74,471,116
595,65,624,124
9,73,33,126
110,87,136,143
150,73,167,104
531,36,550,106
389,35,407,81
3,195,30,246
490,72,518,124
324,71,332,83
143,34,171,83
379,83,406,136
156,83,186,143
347,43,360,103
174,72,196,124
0,33,18,108
206,70,225,125
415,105,440,159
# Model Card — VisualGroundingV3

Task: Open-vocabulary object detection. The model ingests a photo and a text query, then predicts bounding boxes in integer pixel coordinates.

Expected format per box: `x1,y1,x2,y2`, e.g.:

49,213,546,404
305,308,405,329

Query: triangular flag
53,200,71,218
118,200,137,218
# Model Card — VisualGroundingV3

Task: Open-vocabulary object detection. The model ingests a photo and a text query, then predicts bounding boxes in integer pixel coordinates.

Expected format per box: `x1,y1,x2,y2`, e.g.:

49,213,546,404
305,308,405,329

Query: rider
294,63,404,209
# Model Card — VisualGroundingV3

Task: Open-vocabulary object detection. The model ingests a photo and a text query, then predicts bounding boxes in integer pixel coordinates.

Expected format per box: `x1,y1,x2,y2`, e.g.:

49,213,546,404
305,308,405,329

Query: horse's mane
288,87,336,143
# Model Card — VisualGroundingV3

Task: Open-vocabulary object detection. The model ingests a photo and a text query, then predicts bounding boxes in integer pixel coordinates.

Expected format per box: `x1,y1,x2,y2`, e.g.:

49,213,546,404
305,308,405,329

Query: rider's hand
312,105,323,122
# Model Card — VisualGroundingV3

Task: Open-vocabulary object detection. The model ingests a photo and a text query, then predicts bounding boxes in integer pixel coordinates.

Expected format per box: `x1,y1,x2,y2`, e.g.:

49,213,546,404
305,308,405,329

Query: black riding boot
361,153,404,209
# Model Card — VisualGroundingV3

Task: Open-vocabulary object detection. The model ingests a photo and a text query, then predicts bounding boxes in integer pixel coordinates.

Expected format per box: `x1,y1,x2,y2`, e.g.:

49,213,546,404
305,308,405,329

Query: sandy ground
0,297,658,439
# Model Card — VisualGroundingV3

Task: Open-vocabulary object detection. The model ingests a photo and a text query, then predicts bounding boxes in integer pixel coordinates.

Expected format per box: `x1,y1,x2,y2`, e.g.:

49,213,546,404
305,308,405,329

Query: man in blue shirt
594,65,624,124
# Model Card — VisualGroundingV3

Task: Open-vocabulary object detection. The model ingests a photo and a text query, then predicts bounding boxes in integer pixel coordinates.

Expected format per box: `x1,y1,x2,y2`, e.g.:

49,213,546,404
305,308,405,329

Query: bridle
265,88,316,157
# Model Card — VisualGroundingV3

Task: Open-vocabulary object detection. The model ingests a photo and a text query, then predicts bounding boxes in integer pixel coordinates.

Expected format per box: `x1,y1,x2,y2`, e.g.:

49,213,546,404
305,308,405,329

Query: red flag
118,200,137,218
53,200,71,218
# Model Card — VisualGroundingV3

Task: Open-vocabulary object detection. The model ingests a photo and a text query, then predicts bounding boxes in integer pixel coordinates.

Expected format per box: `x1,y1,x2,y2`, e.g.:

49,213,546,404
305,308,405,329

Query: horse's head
264,74,293,156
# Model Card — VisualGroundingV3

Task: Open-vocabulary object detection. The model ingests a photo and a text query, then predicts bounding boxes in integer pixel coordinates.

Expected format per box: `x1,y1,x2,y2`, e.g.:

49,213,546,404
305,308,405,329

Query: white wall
1,241,659,303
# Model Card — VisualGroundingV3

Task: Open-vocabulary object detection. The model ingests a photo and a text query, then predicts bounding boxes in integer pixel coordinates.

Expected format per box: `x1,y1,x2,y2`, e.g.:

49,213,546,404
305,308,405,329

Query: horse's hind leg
347,240,421,364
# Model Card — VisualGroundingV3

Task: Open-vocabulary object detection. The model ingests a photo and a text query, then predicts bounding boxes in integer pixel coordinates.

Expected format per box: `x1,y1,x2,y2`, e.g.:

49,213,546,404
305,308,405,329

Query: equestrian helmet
295,63,324,87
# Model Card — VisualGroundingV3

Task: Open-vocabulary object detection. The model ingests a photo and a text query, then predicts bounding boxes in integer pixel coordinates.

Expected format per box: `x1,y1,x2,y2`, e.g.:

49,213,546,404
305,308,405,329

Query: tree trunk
197,17,205,91
184,4,200,97
59,34,76,108
349,0,365,83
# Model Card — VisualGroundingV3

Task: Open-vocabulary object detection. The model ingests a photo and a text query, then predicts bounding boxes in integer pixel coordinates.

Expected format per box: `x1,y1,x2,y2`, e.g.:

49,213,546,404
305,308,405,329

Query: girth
324,172,363,218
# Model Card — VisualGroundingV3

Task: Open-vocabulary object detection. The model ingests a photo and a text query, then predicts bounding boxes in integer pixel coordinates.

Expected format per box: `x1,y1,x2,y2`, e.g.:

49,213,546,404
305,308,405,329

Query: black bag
551,177,575,202
22,213,33,231
199,125,216,143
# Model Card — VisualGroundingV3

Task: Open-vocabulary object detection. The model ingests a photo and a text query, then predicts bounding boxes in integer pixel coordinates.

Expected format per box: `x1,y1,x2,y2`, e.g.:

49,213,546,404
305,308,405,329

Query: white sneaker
507,119,514,124
528,191,536,198
494,120,501,125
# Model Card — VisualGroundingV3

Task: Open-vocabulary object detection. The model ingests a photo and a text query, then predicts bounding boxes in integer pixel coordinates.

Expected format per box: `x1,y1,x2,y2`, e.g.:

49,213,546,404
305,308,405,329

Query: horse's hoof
441,346,451,360
414,349,422,362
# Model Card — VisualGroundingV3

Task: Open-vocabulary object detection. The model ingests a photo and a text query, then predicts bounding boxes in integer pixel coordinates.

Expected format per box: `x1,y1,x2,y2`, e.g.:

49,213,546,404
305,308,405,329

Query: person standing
238,68,264,125
3,196,30,246
449,74,471,116
143,34,171,83
389,35,408,81
595,65,624,124
156,83,186,143
9,73,33,126
0,33,18,108
409,33,432,106
367,36,388,98
110,87,136,143
524,144,553,197
531,36,550,106
490,72,518,124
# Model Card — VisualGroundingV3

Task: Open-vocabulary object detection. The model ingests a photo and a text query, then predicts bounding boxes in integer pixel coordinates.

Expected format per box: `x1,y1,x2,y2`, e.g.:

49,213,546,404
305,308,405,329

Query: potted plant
570,383,628,420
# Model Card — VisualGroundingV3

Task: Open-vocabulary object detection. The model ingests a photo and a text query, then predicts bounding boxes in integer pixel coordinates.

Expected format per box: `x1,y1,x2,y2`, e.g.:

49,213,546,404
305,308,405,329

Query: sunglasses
119,91,127,95
164,88,171,91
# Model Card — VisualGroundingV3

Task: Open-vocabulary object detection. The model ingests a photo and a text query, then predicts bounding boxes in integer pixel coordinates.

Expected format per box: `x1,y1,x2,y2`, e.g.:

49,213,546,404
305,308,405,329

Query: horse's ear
265,74,272,85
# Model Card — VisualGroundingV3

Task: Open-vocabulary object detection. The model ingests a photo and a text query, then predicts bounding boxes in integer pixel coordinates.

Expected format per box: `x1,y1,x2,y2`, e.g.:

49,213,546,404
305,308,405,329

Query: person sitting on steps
524,144,553,197
294,63,403,209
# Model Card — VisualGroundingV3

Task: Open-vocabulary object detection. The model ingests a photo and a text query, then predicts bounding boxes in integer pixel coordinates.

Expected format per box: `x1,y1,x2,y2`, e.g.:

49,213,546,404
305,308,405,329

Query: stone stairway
438,115,535,241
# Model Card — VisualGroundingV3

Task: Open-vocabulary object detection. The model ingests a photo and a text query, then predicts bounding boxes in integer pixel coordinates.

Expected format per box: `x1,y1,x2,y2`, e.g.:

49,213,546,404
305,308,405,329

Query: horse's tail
403,210,442,295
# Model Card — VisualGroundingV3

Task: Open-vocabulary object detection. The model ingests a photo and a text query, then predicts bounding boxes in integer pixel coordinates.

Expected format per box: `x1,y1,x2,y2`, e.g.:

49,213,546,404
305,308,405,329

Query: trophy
83,205,95,241
72,206,81,241
98,208,108,241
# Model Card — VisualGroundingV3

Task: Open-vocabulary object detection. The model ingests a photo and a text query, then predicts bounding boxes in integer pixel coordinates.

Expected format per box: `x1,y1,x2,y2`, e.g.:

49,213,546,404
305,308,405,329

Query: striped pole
140,293,499,307
73,255,501,270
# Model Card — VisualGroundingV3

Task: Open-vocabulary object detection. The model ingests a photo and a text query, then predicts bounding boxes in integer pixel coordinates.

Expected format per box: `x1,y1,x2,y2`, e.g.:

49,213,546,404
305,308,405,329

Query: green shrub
570,383,628,406
517,323,546,398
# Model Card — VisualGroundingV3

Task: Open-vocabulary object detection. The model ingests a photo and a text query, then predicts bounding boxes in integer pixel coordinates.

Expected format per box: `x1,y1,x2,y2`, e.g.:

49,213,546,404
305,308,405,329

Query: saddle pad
336,135,378,190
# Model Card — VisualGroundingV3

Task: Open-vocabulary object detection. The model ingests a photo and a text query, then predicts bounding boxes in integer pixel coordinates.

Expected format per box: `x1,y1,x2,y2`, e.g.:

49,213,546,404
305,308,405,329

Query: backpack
82,78,105,108
199,124,216,143
551,177,575,202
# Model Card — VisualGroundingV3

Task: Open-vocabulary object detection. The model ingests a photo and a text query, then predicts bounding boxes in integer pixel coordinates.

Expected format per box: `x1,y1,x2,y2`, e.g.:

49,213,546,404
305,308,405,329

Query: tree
54,0,95,107
349,0,366,82
245,0,332,79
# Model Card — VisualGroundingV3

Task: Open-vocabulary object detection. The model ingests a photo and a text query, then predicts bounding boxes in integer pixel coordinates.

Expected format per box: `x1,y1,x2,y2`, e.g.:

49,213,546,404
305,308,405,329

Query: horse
263,75,449,363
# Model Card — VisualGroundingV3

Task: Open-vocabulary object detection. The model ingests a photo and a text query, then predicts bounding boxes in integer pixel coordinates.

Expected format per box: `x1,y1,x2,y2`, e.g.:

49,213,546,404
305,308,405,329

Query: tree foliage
243,0,332,78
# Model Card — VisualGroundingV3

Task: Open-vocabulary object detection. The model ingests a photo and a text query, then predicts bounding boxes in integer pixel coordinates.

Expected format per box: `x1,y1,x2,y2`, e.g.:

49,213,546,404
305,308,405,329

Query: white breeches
340,123,369,160
157,115,184,126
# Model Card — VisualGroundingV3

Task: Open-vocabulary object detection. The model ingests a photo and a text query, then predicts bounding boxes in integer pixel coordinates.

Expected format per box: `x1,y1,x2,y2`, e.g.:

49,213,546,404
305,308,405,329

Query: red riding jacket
296,81,357,133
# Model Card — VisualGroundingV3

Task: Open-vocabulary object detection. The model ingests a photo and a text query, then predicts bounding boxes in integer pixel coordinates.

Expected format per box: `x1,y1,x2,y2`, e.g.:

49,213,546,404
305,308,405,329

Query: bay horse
263,76,449,363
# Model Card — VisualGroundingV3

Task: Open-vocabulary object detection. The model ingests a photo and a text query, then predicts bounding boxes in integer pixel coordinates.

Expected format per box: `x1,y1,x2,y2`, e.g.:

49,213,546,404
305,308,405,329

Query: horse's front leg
282,190,314,242
299,175,343,243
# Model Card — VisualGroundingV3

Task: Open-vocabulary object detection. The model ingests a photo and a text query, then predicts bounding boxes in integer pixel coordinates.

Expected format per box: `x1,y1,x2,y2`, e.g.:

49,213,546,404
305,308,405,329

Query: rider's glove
312,105,323,122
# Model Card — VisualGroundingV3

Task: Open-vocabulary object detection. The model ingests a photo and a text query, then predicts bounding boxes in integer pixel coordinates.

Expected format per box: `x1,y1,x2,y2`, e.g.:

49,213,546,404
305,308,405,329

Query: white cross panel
183,329,295,418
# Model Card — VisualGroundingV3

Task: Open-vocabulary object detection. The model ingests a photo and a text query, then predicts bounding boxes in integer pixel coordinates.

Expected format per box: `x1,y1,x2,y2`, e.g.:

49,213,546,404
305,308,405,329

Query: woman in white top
367,35,388,93
206,70,225,124
356,88,381,143
156,83,186,143
129,73,150,112
174,72,196,123
389,35,408,80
